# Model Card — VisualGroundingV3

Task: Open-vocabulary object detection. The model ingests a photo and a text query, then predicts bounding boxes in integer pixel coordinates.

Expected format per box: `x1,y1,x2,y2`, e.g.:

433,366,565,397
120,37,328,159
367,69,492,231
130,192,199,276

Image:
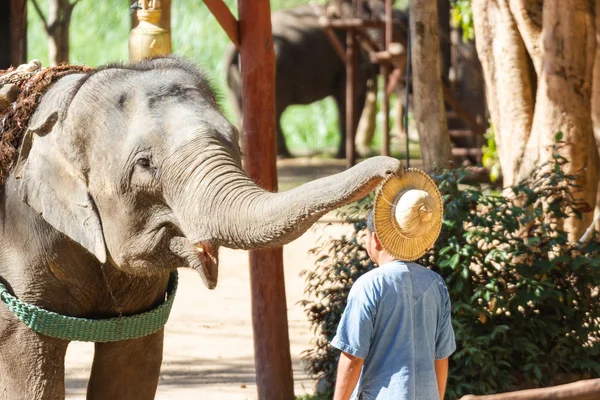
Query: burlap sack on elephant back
0,61,92,184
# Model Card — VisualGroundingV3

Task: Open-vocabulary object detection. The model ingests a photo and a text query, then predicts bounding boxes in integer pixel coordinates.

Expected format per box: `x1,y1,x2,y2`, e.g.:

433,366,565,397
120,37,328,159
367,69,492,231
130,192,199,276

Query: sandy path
64,218,353,399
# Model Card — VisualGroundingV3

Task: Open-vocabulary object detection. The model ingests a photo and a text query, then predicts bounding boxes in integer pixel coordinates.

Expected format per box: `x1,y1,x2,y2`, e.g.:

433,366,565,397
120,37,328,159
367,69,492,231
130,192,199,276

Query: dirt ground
64,157,359,399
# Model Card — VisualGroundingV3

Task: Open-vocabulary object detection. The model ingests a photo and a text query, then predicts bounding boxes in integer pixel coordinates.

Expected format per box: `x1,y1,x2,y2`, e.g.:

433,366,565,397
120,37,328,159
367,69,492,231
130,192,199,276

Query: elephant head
14,57,402,290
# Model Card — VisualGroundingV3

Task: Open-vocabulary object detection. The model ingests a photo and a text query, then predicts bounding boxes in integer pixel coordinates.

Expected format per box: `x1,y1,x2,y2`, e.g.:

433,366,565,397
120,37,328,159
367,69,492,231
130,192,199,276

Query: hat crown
394,189,436,238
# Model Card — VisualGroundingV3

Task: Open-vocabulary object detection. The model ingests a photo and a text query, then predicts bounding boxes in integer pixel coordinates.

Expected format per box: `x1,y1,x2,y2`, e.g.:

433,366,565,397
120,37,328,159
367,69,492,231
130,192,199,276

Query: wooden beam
205,0,240,49
323,27,347,64
320,17,385,29
460,378,600,400
238,1,294,399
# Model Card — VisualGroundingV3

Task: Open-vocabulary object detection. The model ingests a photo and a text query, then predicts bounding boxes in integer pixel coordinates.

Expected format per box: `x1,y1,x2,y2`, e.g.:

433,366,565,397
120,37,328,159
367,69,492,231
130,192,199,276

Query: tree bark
592,0,600,230
508,0,543,75
522,0,598,240
31,0,79,66
410,0,452,170
472,0,535,186
48,0,75,65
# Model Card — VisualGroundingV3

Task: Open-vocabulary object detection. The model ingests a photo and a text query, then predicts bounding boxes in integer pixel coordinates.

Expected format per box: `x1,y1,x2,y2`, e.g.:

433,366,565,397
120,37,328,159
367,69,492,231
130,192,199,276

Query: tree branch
30,0,51,34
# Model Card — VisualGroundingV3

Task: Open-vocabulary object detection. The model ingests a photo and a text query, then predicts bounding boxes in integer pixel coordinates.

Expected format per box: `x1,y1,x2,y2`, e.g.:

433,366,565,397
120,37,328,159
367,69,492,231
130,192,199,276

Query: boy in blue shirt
332,171,455,400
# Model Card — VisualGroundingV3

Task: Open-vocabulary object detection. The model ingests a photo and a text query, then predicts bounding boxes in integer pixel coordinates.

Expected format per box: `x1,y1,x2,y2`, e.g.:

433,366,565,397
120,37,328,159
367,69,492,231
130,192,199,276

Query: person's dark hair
366,208,375,232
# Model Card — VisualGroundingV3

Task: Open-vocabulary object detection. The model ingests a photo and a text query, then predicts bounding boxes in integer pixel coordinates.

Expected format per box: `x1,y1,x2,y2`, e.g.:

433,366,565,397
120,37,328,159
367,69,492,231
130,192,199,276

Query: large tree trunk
473,0,599,241
410,0,452,170
507,0,543,75
522,0,598,240
472,0,535,186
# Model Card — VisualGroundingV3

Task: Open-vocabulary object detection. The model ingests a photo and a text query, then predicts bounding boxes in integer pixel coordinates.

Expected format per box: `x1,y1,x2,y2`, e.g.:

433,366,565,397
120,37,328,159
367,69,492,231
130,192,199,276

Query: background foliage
301,142,600,398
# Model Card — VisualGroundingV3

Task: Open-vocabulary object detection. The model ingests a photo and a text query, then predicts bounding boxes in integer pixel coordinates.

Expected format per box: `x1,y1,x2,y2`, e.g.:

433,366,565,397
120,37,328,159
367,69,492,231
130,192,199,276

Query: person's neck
375,253,397,266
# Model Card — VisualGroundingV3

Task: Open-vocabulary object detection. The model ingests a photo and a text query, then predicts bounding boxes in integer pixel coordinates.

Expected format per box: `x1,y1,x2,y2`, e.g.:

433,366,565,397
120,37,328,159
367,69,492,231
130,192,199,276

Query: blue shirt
331,261,456,400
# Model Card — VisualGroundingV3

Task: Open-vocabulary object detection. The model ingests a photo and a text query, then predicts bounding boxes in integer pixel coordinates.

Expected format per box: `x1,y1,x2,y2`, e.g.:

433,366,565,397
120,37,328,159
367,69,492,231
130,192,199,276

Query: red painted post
238,1,295,399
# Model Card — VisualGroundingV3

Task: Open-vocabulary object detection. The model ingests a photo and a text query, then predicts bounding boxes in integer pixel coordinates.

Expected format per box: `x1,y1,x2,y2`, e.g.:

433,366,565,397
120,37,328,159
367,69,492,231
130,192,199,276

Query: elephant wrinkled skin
0,57,402,399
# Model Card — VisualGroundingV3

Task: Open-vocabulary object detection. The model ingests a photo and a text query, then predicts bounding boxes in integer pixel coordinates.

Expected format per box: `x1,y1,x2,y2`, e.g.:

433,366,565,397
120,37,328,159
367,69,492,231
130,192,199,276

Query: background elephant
225,3,409,158
225,4,376,158
0,57,402,399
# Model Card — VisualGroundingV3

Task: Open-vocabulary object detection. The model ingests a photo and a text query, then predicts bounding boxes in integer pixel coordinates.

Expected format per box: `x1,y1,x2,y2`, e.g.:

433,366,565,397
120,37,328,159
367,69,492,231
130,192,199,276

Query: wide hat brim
373,168,443,261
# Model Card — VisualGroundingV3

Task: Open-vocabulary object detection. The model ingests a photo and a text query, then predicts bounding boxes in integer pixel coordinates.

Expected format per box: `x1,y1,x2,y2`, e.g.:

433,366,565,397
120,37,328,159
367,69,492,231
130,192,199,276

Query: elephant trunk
169,142,402,250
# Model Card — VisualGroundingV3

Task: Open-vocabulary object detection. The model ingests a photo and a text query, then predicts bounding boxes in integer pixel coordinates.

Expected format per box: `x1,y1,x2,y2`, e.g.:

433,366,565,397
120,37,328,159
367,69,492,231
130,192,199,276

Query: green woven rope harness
0,271,178,342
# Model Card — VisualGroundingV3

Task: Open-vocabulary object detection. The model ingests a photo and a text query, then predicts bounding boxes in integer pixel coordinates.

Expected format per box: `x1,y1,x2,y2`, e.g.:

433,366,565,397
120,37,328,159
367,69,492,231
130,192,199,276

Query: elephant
0,57,402,399
225,3,410,159
225,4,377,158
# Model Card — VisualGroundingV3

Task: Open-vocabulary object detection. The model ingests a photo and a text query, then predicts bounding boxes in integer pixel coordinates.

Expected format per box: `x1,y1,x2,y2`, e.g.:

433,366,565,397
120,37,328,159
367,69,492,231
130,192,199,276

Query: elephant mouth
169,236,219,289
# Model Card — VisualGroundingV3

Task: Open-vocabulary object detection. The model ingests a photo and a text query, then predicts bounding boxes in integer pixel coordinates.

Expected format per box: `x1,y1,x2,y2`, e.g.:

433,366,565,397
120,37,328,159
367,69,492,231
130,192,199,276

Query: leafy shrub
301,147,600,399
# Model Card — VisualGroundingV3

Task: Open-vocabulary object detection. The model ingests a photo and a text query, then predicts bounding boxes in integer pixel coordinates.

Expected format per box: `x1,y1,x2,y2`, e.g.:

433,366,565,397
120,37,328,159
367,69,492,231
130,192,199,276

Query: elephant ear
14,111,108,263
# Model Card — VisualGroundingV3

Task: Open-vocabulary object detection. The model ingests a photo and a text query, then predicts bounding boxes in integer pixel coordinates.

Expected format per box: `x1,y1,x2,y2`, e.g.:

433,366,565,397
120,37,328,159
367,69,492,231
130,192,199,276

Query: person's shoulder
407,262,442,280
353,267,383,287
406,262,448,297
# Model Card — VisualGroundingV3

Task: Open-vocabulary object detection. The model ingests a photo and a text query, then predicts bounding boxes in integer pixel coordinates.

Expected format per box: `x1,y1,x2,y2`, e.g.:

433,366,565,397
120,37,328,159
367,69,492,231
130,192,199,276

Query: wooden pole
381,0,393,157
0,0,26,69
204,0,240,49
10,0,27,67
238,1,295,399
346,28,358,168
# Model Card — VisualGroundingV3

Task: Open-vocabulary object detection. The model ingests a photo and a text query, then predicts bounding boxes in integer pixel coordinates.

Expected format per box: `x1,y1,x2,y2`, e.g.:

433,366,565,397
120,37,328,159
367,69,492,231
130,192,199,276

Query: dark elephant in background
0,57,402,399
225,3,409,158
225,4,376,158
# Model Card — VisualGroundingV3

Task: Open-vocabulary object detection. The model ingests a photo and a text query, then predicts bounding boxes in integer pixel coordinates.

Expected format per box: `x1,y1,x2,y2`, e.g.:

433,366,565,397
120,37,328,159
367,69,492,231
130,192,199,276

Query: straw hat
373,168,443,261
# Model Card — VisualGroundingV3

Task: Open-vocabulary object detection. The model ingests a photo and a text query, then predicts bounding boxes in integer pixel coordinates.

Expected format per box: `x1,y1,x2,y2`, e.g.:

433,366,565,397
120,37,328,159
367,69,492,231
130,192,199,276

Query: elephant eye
136,157,152,168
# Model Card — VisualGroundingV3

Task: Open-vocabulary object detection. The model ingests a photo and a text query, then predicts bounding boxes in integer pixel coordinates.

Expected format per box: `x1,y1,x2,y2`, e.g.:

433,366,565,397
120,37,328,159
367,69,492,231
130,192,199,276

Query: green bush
301,147,600,399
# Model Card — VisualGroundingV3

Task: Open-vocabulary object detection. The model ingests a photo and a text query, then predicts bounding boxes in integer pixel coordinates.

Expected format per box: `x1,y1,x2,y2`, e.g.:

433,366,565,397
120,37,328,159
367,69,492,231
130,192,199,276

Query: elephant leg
335,84,367,159
395,84,407,138
86,329,164,400
334,92,347,159
355,84,377,157
0,314,68,400
276,110,292,158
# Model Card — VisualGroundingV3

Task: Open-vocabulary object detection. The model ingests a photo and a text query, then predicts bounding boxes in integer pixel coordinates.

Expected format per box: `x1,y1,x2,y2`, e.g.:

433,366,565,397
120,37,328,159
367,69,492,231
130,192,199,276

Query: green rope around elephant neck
0,271,178,342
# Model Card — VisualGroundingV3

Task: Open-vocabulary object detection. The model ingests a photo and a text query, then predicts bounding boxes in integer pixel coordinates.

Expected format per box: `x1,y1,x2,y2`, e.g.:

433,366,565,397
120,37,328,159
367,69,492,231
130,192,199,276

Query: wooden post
381,0,393,157
0,0,27,69
346,28,358,168
238,1,295,399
